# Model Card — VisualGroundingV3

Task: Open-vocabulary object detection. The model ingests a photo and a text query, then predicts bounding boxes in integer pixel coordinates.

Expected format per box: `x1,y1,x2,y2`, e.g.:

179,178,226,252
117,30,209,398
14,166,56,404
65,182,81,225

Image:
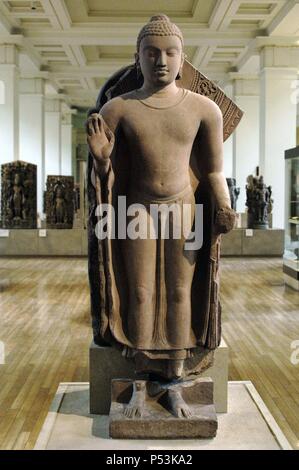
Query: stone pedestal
109,378,217,439
34,382,292,450
221,228,284,256
89,339,228,414
0,228,87,256
240,212,273,229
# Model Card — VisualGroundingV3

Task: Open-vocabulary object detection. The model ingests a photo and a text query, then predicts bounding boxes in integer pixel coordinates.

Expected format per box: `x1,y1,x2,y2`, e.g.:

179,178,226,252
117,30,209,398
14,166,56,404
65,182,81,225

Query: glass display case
284,146,299,289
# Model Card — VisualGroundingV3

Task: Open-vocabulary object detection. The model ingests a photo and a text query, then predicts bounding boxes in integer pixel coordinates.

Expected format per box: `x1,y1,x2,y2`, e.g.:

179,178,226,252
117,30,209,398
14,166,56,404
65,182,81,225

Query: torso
111,88,202,198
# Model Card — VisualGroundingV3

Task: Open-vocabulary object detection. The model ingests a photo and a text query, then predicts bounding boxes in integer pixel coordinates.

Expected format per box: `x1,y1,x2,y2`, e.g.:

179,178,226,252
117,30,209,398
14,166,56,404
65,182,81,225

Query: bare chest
121,103,200,149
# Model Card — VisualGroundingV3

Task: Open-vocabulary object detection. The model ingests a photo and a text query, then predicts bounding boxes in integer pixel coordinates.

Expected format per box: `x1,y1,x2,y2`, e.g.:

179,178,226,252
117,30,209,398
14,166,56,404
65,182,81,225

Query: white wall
223,134,233,178
233,94,260,212
0,66,19,163
45,100,61,179
260,68,297,228
19,84,44,213
61,119,72,176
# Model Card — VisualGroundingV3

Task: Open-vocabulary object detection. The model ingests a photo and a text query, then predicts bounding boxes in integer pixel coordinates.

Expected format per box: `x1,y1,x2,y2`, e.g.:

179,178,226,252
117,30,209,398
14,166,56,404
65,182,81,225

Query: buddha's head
135,14,184,87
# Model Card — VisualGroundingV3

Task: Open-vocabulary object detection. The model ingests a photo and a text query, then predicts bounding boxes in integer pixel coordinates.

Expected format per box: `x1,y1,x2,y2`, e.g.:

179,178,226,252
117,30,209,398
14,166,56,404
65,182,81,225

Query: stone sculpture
246,175,273,229
73,183,80,213
1,160,37,229
45,176,74,229
226,178,240,211
86,14,243,437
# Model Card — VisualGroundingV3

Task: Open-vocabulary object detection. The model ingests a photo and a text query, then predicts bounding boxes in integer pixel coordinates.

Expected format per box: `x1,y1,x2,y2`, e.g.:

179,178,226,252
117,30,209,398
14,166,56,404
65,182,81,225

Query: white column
259,46,299,228
19,78,45,214
45,98,61,180
61,110,73,176
0,45,19,163
223,135,233,179
232,76,260,213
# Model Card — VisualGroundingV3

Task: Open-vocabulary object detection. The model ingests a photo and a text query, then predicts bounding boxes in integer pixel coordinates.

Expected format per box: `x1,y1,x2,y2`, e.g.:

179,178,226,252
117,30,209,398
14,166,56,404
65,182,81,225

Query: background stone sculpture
73,183,80,214
246,174,273,229
45,176,74,229
1,161,37,229
226,178,240,211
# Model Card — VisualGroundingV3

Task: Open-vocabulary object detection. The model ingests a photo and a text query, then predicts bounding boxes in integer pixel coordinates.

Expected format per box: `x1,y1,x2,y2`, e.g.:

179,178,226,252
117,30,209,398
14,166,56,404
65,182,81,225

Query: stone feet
124,378,192,419
123,380,146,418
167,388,192,418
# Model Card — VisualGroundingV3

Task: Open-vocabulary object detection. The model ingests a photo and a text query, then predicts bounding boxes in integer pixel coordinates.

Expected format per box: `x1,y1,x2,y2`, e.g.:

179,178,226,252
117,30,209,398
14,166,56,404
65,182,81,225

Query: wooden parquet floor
0,256,298,449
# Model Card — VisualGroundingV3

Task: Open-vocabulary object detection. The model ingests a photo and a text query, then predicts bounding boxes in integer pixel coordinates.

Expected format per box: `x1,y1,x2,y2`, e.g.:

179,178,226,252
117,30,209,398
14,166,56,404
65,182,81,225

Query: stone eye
147,50,156,58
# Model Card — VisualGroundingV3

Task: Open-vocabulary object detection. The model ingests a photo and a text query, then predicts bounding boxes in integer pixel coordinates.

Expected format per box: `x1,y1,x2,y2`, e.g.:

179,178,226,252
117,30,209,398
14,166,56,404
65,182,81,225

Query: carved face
14,174,21,184
137,35,183,87
56,187,63,197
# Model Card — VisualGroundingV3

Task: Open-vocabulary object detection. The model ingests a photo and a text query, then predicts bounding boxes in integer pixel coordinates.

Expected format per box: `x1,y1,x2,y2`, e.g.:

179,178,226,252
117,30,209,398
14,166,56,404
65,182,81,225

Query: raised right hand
86,113,115,164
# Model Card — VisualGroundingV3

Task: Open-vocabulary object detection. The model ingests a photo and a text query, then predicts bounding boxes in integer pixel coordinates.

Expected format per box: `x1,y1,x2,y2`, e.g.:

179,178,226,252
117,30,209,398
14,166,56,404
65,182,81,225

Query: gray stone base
239,212,273,229
0,227,282,257
89,340,228,414
34,381,292,449
221,228,284,256
0,229,87,256
109,378,217,439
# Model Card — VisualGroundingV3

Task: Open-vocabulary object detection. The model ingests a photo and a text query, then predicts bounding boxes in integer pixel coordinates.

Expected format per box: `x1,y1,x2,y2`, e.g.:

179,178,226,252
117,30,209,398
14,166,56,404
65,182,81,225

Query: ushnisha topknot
136,14,184,51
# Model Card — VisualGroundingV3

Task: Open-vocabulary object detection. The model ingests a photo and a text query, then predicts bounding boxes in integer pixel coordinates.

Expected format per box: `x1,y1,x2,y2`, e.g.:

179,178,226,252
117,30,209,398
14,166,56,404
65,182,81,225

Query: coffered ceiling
0,0,298,108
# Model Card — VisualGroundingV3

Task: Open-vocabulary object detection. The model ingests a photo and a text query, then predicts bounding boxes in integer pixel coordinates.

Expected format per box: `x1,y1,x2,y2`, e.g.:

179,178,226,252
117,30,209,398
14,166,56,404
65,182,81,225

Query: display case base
221,228,284,256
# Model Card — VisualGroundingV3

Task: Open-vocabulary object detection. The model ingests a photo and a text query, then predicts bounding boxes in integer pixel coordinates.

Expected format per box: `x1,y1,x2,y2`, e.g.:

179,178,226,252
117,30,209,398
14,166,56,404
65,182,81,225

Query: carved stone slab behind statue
1,160,37,229
45,175,74,229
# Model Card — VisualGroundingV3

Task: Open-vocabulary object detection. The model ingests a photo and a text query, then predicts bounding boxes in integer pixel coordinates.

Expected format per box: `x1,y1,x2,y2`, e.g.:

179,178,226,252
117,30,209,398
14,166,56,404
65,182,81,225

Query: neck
140,81,179,98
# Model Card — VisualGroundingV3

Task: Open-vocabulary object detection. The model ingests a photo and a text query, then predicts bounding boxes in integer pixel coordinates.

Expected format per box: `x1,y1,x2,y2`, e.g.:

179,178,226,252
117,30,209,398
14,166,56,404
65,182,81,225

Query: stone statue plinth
89,340,228,414
109,378,217,439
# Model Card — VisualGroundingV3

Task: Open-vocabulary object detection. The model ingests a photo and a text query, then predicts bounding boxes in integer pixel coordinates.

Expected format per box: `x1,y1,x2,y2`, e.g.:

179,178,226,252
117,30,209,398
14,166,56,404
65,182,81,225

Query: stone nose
156,51,167,67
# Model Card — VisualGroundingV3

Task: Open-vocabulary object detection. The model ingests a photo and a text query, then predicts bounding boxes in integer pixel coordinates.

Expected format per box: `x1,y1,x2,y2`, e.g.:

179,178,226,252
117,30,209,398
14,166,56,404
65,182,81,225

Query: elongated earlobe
136,62,142,79
176,66,183,80
176,53,185,80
